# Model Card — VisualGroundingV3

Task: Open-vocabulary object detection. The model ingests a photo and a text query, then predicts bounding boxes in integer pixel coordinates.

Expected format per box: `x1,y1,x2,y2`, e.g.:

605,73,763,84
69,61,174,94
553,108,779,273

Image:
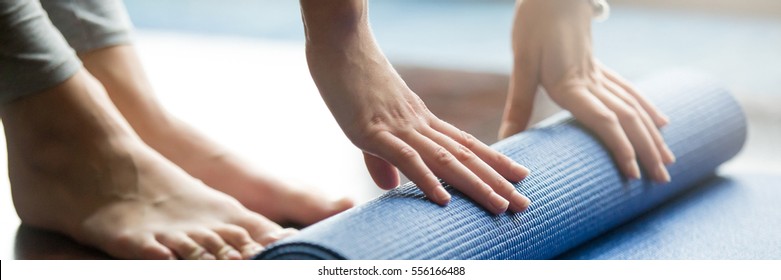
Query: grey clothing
0,0,132,104
40,0,133,53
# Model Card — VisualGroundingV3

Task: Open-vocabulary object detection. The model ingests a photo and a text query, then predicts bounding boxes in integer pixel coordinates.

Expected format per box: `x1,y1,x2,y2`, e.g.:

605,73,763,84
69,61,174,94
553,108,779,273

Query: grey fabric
40,0,133,53
0,0,80,104
0,0,132,104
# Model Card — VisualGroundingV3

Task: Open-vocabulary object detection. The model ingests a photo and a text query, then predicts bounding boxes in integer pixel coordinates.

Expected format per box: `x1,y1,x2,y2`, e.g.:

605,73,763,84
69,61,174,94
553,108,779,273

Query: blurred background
123,0,781,95
1,0,779,259
120,0,781,174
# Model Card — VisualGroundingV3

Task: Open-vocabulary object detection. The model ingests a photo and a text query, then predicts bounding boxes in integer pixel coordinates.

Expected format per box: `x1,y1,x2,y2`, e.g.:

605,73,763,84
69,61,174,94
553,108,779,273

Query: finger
363,152,400,190
500,51,541,139
432,120,530,182
156,232,214,260
188,229,242,260
553,87,641,179
213,225,263,259
601,66,669,127
368,131,451,206
422,126,530,212
590,84,670,183
402,132,510,214
602,78,676,165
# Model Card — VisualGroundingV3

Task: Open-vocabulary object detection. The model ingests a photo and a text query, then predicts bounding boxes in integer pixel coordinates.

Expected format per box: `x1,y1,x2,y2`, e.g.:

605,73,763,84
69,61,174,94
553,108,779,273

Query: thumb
362,152,400,190
499,61,539,139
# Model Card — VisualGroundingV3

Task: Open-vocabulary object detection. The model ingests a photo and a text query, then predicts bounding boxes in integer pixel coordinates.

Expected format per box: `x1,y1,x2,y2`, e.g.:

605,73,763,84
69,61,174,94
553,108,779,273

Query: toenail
199,253,216,260
225,249,242,260
242,244,264,258
187,247,207,260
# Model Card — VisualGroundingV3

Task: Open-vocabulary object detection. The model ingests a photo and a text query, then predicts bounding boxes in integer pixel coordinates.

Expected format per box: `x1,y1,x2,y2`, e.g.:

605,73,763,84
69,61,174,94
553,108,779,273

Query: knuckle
624,97,642,110
459,130,477,148
352,129,381,150
594,109,619,125
492,176,511,190
369,114,385,126
493,152,513,167
615,107,640,124
398,145,420,161
453,145,474,162
434,146,454,165
410,95,430,114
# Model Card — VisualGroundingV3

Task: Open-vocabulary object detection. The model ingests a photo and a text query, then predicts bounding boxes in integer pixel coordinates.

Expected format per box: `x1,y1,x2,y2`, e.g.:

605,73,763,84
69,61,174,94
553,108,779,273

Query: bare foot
80,45,354,227
2,71,294,259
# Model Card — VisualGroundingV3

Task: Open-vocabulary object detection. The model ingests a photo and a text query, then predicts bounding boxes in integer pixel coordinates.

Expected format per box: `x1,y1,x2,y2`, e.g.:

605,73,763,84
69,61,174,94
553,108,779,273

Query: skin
4,37,354,260
2,71,295,259
79,45,354,227
299,0,532,214
499,0,676,183
3,0,672,260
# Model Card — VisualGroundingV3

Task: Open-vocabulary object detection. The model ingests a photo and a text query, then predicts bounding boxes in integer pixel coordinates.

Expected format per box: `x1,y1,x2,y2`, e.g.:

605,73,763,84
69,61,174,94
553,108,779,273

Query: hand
300,0,531,214
499,0,675,183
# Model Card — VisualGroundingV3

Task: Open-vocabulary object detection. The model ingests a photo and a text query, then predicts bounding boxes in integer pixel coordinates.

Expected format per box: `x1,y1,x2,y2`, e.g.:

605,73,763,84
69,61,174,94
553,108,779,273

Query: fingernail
664,146,676,164
509,191,531,212
488,192,509,214
199,253,216,260
434,188,451,206
624,160,641,179
513,164,530,178
658,115,670,127
656,163,671,183
224,249,242,260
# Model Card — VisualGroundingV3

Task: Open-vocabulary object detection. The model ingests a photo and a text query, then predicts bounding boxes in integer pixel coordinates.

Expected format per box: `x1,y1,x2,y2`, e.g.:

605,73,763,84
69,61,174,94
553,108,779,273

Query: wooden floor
1,32,778,260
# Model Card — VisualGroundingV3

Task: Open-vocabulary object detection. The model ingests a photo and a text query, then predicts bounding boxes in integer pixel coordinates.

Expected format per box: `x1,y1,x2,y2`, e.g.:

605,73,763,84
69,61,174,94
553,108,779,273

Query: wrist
517,0,595,21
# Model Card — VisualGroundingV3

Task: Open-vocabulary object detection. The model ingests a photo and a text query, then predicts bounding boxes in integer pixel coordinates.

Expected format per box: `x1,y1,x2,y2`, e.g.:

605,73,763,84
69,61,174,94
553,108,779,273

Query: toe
213,225,263,259
156,232,213,260
138,237,176,260
257,227,298,246
106,232,175,260
232,212,284,244
188,229,242,260
287,194,355,226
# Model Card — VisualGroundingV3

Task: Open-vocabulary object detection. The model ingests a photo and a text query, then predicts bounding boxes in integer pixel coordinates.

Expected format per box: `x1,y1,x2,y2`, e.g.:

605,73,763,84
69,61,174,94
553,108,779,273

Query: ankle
1,71,142,228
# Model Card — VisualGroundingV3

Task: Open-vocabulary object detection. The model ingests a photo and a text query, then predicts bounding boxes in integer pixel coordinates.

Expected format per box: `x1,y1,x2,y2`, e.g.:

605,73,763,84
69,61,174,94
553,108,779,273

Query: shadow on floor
14,225,110,260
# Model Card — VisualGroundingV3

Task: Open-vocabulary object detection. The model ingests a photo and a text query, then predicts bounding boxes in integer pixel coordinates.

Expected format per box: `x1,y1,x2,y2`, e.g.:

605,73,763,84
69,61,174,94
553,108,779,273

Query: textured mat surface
559,173,781,259
256,71,747,259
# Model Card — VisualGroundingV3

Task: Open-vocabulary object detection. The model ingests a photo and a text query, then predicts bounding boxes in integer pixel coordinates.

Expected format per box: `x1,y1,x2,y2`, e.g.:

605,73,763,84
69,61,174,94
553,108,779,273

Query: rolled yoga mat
256,71,747,260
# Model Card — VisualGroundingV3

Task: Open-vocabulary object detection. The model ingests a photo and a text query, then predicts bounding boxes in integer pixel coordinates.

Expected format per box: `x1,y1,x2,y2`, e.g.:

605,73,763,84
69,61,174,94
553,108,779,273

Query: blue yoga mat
559,173,781,259
255,71,747,260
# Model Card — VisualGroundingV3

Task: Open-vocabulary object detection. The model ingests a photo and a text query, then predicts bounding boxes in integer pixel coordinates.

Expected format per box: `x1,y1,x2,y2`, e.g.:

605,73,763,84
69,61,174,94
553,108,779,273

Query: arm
500,0,675,183
299,0,531,214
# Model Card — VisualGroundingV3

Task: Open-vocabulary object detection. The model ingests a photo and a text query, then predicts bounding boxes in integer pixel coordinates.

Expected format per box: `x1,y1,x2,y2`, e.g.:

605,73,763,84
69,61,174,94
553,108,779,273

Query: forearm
299,0,401,128
512,0,593,49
